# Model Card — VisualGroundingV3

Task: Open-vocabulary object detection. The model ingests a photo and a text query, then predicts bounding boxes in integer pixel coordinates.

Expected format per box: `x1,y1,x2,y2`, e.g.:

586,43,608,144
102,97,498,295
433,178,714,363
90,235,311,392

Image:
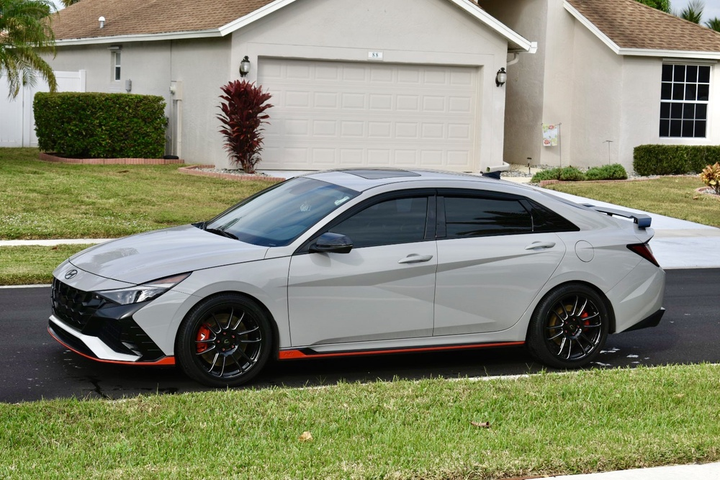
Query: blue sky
672,0,720,22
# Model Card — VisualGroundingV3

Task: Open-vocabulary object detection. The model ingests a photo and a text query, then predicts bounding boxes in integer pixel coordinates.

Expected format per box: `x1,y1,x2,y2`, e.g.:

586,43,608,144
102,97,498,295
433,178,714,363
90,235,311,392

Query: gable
565,0,720,58
50,0,535,52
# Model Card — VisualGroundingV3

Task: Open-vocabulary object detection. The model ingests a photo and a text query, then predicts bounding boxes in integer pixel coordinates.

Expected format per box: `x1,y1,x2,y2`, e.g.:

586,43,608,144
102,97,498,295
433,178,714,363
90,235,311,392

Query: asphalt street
1,268,718,403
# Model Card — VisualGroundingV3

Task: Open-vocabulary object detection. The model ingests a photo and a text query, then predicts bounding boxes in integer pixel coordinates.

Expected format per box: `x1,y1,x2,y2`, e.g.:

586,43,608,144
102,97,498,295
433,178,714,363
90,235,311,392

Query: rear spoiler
582,204,652,229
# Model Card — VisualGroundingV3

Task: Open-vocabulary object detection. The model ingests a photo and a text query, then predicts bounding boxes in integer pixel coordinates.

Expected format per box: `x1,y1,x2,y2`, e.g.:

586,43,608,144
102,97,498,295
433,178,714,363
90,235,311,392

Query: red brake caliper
581,311,590,327
196,325,211,354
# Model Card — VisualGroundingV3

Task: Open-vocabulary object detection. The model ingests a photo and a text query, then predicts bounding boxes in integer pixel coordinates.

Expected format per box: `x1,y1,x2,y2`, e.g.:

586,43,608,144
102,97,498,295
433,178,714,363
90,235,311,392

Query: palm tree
0,0,57,98
60,0,79,6
678,0,704,23
706,17,720,31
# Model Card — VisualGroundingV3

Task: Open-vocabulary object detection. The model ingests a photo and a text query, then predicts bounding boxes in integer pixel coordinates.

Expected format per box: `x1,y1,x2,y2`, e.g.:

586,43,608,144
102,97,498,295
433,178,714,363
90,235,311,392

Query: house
43,0,536,172
37,0,720,172
481,0,720,169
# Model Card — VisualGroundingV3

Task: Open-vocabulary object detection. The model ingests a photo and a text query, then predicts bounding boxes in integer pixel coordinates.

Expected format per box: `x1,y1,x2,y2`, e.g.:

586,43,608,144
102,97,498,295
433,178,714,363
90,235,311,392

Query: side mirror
309,232,353,254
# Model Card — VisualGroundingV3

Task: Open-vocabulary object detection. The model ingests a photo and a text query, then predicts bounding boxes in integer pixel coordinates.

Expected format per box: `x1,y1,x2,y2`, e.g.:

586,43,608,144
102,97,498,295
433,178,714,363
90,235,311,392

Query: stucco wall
230,0,511,172
566,23,623,168
569,24,720,171
167,38,231,164
487,0,720,172
480,0,549,167
43,0,513,169
44,39,230,163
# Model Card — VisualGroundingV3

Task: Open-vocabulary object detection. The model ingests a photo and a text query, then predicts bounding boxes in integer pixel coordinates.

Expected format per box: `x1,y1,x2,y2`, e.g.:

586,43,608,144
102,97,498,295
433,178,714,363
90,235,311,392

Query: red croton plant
217,80,273,173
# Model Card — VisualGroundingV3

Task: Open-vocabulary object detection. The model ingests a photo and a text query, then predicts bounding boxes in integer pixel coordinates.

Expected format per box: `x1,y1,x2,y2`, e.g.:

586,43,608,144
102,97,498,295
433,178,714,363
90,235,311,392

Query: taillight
627,243,660,267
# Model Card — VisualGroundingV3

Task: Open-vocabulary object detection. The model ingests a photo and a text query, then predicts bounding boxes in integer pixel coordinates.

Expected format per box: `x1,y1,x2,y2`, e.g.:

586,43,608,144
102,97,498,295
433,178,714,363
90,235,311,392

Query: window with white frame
113,51,121,81
660,64,710,138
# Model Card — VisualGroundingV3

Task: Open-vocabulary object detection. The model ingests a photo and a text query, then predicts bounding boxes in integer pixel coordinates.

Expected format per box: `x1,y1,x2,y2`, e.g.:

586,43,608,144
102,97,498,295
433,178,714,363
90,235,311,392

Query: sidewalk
545,461,720,479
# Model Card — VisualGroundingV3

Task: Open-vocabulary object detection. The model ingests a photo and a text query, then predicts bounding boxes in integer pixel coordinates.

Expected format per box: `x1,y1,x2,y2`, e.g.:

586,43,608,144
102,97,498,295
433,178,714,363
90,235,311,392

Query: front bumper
49,278,174,365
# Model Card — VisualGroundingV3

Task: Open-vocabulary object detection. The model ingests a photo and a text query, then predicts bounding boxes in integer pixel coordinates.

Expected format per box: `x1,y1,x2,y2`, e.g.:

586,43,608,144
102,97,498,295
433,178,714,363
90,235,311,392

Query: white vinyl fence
0,70,86,148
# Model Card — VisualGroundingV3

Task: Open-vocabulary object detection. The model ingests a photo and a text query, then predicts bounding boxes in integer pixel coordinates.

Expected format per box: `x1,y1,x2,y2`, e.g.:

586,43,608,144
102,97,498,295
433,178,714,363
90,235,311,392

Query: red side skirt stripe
278,341,525,360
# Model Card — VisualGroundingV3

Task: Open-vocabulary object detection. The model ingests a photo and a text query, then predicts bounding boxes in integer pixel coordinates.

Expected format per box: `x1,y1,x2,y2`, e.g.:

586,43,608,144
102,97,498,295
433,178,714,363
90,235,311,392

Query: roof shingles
567,0,720,52
51,0,276,40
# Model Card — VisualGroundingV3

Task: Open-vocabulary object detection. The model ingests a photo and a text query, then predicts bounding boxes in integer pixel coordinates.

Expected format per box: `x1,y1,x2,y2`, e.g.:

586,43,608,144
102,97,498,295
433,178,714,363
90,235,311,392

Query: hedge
634,144,720,176
34,92,166,158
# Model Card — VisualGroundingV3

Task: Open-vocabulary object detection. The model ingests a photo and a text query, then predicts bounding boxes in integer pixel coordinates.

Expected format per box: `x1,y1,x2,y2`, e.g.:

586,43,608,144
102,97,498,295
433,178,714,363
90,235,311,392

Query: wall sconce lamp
495,67,507,87
239,56,251,77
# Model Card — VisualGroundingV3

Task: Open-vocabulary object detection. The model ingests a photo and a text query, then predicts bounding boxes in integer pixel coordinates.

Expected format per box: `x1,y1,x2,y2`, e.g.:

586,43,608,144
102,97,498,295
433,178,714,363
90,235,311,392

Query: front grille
51,278,166,362
51,278,106,330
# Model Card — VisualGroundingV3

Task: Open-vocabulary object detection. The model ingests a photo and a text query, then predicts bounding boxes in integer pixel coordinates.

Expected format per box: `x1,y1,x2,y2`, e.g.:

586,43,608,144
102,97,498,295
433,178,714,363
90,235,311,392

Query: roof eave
219,0,299,36
452,0,537,53
55,29,222,46
618,48,720,60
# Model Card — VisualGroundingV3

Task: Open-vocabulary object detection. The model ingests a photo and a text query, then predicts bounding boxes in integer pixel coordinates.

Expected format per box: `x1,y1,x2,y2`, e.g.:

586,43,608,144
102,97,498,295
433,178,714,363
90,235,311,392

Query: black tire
176,293,272,387
527,284,609,369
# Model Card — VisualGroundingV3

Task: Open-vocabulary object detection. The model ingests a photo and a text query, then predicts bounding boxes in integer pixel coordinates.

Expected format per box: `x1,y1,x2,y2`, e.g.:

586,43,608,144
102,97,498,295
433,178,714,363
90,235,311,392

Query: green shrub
531,168,562,183
700,162,720,195
559,166,586,181
585,163,628,180
34,92,166,158
634,145,720,176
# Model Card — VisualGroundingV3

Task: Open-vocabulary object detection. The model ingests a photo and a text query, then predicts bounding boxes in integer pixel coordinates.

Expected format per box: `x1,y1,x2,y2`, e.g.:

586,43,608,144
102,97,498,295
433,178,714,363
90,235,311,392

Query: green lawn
543,176,720,228
0,148,277,240
1,151,718,285
0,244,93,285
2,365,719,479
2,150,720,479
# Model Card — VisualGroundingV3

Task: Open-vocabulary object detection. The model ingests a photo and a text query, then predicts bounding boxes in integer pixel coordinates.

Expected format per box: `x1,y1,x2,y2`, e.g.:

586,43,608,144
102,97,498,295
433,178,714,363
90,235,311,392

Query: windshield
202,177,359,247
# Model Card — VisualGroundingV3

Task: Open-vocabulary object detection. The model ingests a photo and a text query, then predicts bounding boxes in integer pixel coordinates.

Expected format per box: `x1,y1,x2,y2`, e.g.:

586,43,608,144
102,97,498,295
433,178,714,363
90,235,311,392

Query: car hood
67,225,268,285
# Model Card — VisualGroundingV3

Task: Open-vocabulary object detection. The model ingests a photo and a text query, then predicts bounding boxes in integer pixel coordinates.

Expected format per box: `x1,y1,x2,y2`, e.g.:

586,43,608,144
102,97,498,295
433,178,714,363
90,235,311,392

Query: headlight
97,273,190,305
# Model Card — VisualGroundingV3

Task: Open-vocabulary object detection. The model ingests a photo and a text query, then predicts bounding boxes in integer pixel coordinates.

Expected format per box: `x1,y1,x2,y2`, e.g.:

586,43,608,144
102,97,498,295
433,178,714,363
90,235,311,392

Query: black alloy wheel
527,284,609,369
176,294,272,387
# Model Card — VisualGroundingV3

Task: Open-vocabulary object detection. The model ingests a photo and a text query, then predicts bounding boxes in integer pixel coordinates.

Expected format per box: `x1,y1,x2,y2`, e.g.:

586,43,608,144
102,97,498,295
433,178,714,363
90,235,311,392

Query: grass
1,364,719,479
543,176,720,228
0,244,93,285
2,151,719,285
2,150,720,478
0,148,278,240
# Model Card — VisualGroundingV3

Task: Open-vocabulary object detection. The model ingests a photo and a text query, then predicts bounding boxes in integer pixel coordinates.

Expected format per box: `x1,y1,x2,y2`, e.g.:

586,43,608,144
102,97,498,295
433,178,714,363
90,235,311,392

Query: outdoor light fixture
99,16,106,29
496,67,507,87
239,56,251,77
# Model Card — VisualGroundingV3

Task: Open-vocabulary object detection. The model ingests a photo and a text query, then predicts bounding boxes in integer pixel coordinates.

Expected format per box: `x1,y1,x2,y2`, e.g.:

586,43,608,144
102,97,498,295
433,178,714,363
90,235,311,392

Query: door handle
525,241,556,250
398,254,434,264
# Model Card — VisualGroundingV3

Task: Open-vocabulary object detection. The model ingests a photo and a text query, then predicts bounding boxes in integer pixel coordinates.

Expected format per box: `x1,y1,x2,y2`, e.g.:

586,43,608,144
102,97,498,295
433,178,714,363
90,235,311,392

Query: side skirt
279,341,525,360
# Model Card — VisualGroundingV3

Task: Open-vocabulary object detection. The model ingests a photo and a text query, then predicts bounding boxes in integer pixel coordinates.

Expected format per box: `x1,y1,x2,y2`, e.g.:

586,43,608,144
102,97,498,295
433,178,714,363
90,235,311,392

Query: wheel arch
526,280,617,340
176,290,282,360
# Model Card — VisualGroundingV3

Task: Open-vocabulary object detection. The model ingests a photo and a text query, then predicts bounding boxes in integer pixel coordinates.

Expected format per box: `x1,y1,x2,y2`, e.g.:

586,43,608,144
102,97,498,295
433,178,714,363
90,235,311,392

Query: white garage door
258,58,478,171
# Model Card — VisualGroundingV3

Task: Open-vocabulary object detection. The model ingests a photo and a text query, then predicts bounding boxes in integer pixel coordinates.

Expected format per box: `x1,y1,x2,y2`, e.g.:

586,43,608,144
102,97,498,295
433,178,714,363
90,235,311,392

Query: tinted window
525,199,579,233
204,177,358,247
444,196,532,238
330,197,428,248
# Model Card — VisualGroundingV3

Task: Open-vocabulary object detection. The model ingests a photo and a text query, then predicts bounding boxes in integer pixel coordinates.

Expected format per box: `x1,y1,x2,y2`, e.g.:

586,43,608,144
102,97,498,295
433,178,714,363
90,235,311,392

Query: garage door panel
258,58,478,171
342,93,365,108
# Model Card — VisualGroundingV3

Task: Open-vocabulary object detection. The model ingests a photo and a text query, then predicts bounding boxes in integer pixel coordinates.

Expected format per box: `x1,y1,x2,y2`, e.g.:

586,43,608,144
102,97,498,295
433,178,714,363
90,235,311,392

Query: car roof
303,168,510,192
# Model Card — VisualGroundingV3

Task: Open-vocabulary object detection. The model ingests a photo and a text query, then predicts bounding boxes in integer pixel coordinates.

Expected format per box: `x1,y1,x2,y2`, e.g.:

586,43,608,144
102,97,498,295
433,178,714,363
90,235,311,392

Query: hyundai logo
64,269,78,280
